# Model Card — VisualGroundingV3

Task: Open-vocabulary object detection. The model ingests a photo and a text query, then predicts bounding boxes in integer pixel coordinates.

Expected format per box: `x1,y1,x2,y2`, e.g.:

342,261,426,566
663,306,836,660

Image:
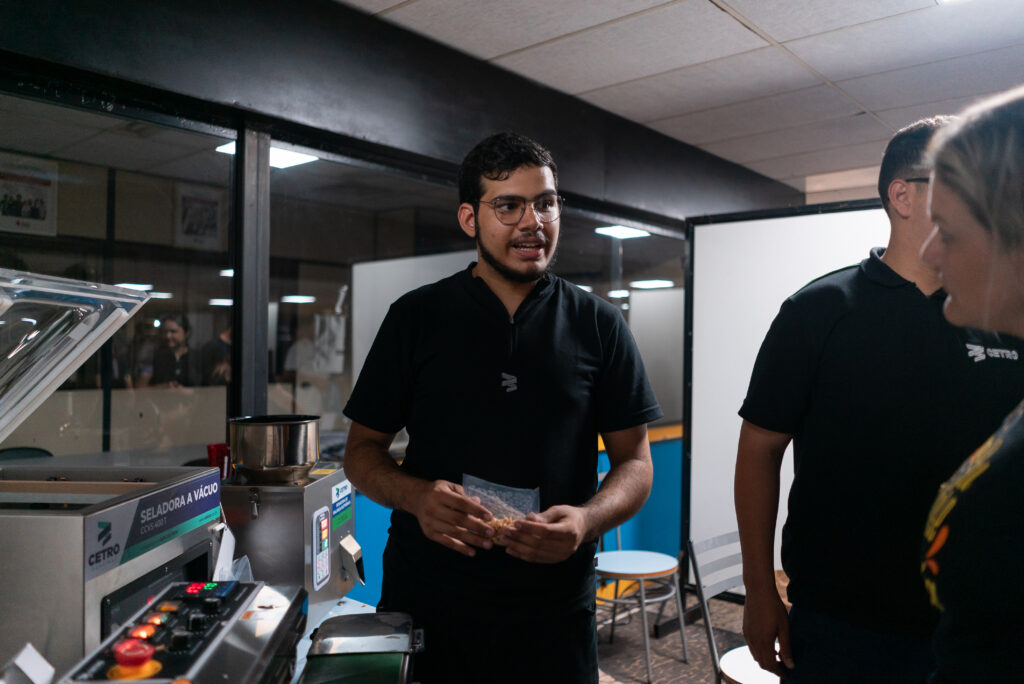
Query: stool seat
720,645,779,684
594,548,687,683
596,550,678,578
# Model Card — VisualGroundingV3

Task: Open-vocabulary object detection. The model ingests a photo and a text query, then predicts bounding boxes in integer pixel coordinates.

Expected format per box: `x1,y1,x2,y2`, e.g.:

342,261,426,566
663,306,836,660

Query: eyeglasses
478,194,563,225
905,177,930,184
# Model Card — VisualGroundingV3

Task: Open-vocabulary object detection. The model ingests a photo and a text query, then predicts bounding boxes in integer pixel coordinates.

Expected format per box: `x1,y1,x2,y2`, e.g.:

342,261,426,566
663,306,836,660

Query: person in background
735,117,1024,682
918,85,1024,683
342,132,660,684
200,324,231,386
148,314,198,387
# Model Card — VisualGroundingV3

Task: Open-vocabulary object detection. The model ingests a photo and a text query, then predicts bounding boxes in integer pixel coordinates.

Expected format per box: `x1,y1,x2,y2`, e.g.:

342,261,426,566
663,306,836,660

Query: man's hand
498,505,587,564
409,479,496,557
742,588,794,676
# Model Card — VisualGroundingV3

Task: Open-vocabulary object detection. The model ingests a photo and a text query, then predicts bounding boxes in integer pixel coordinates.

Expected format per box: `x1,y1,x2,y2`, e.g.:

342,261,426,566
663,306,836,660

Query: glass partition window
0,92,234,459
268,141,686,448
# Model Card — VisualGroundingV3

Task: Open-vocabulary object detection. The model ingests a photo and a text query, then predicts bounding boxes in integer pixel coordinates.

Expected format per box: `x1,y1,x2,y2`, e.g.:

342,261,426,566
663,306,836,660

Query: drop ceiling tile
724,0,931,42
0,113,98,156
874,93,997,130
493,0,767,94
742,139,891,181
701,113,891,164
580,47,820,122
837,43,1024,111
380,0,667,60
148,150,233,186
0,94,124,131
787,0,1024,82
649,84,861,145
52,131,193,172
333,0,407,14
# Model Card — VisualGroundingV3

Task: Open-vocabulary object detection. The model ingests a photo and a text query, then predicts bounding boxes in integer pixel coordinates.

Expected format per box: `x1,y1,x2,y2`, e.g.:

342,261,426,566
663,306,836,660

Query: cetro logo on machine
89,520,121,567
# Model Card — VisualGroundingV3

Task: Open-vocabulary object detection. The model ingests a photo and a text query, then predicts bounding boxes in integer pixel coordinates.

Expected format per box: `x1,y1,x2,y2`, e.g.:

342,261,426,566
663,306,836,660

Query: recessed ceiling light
215,141,318,169
148,292,174,299
281,295,317,304
595,225,650,239
219,268,234,277
115,283,153,291
153,320,161,328
608,289,630,299
629,279,674,289
209,298,233,307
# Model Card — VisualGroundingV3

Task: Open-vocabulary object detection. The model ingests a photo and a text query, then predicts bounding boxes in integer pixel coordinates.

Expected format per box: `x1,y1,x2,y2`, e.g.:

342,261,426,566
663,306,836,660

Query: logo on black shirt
501,372,518,392
966,343,1019,363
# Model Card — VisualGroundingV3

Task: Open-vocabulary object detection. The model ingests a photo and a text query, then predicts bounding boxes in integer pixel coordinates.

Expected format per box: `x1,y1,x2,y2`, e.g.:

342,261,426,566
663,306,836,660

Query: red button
113,638,155,667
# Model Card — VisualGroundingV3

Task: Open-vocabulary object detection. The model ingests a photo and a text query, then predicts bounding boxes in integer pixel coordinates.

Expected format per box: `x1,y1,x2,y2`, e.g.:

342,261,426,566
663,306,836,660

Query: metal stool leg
672,570,689,662
638,579,653,684
608,579,619,643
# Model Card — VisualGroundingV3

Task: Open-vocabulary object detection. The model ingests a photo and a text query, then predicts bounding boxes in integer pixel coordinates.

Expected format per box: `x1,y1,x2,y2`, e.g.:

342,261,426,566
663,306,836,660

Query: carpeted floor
597,595,747,684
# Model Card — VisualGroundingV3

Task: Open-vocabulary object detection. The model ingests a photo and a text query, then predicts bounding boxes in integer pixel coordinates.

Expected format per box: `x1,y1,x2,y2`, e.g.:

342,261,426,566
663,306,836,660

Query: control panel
64,581,258,681
312,506,330,591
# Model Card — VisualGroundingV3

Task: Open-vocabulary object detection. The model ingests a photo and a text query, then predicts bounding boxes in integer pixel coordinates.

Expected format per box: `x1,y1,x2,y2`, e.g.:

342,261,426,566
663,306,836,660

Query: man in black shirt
736,118,1024,682
343,132,661,684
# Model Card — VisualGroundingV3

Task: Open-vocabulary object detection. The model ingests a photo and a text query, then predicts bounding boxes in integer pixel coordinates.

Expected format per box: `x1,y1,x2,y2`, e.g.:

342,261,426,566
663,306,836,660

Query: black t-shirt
740,247,1024,636
151,347,198,386
344,265,662,602
922,400,1024,682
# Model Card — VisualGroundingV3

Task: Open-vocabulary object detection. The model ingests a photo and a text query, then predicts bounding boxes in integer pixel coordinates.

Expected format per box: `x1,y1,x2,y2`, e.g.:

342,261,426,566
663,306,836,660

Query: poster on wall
0,152,58,237
175,183,225,250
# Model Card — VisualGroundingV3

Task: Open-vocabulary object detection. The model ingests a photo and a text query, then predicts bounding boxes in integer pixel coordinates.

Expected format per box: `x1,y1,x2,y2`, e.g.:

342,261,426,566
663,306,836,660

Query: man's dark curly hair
458,132,558,208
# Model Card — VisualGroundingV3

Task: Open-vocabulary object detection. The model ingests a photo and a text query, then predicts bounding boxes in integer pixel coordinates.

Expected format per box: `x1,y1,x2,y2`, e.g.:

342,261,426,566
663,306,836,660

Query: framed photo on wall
175,182,225,250
0,152,58,237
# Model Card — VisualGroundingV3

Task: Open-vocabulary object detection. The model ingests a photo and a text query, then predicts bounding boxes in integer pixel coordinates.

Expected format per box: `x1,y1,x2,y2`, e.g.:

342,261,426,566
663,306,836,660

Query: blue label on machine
332,480,352,527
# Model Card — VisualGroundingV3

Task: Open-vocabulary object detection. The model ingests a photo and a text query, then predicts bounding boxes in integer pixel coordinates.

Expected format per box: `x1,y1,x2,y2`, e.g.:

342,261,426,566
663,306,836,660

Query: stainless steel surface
229,415,320,483
221,465,355,603
0,465,219,676
57,582,307,684
307,613,417,656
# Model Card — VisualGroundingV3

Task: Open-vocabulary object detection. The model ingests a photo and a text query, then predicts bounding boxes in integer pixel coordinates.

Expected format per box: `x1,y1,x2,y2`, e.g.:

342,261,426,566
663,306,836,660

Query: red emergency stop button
113,638,155,667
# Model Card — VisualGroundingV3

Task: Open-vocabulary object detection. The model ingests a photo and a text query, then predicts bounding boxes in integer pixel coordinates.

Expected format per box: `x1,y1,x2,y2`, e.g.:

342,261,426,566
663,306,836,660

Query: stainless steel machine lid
0,268,148,445
307,613,419,656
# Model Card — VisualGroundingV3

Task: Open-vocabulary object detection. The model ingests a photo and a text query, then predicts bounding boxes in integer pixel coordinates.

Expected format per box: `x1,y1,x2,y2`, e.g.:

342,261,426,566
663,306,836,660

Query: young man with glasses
736,118,1024,682
343,132,660,683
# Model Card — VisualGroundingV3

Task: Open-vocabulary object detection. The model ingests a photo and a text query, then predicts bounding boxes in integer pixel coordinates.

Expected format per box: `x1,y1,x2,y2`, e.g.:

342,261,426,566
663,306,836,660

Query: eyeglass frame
904,177,931,184
476,193,564,226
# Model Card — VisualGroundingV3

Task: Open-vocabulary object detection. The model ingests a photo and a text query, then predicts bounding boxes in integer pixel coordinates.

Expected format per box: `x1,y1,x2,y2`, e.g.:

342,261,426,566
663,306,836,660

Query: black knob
170,629,191,651
187,612,206,632
201,597,221,614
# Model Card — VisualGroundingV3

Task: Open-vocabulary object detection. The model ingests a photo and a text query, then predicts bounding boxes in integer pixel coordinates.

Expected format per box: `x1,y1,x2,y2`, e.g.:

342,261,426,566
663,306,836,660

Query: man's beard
477,233,557,284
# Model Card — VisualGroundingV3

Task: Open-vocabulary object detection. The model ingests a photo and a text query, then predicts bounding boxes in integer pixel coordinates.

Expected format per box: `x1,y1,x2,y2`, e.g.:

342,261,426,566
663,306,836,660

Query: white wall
690,208,890,567
351,250,476,381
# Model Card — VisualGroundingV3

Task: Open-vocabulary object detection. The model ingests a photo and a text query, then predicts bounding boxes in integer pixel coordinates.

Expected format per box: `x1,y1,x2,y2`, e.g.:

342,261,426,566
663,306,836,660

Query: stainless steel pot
229,414,319,483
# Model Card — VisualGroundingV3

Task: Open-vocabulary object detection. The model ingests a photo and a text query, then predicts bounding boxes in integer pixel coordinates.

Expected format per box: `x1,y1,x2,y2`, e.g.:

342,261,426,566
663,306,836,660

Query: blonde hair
928,85,1024,250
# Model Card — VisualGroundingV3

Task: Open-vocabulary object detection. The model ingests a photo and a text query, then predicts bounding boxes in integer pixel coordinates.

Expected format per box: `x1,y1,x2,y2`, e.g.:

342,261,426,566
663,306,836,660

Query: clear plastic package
462,474,540,533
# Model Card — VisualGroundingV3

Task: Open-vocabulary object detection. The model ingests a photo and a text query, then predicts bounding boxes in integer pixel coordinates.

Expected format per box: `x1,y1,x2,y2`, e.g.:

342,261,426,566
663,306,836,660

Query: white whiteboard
690,208,890,567
352,250,476,382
